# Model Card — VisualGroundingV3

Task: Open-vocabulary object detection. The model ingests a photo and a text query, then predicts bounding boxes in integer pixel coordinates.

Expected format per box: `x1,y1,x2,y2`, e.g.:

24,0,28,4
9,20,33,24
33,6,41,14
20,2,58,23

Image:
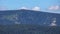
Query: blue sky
0,0,60,13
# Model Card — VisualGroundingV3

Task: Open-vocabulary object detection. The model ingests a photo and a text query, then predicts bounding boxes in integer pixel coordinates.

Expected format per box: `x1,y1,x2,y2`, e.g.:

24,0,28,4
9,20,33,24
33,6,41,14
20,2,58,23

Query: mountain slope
0,10,60,34
0,9,60,26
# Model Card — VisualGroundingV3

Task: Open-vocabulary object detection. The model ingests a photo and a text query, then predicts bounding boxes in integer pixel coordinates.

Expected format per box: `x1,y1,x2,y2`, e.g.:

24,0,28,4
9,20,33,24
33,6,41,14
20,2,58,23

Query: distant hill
0,9,60,34
0,9,60,26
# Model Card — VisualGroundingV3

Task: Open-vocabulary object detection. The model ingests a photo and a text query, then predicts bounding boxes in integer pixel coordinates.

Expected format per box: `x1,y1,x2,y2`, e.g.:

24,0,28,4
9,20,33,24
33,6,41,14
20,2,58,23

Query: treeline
0,24,60,34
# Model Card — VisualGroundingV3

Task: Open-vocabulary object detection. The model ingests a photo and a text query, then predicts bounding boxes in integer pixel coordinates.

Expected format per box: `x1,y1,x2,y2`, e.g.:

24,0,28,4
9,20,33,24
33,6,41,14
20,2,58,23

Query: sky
0,0,60,13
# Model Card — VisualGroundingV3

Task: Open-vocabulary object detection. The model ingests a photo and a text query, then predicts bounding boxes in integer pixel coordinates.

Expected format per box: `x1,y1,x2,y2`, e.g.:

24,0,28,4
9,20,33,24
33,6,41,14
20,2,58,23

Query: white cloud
48,6,54,10
0,8,6,10
0,6,7,11
32,6,40,11
20,7,28,10
54,5,59,10
48,5,59,10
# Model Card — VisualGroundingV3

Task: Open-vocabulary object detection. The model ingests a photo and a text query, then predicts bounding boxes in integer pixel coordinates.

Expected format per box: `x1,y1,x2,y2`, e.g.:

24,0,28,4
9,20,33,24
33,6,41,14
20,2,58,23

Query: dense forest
0,24,60,34
0,9,60,34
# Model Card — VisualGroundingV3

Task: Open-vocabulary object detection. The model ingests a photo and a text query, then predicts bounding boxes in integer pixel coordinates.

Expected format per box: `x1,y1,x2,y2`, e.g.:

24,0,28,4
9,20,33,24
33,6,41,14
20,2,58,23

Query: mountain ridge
0,9,60,14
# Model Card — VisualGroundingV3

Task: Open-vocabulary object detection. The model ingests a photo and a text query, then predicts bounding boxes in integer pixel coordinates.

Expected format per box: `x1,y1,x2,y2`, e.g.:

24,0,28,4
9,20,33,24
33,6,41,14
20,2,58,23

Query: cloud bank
20,7,28,10
0,6,8,11
32,6,40,11
48,5,60,10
